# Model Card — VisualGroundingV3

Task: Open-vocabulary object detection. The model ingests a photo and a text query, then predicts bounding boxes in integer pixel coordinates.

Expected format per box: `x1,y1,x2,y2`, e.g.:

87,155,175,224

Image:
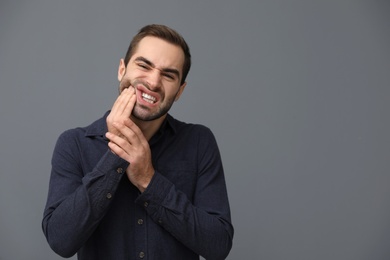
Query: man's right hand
106,87,136,137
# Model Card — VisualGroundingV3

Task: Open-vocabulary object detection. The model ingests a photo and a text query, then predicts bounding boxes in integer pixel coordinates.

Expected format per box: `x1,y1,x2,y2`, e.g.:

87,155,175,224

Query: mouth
134,85,160,107
141,92,157,104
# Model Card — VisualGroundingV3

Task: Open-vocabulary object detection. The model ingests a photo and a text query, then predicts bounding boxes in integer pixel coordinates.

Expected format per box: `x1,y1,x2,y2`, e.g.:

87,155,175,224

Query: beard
118,78,176,122
132,98,174,121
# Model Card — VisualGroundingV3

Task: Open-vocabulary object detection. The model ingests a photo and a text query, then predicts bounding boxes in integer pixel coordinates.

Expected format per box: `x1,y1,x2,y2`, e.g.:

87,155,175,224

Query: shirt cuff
135,171,174,214
94,149,129,178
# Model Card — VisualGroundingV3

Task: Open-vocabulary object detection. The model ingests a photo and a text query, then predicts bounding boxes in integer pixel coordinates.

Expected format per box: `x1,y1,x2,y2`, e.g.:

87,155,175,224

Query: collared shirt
42,112,233,260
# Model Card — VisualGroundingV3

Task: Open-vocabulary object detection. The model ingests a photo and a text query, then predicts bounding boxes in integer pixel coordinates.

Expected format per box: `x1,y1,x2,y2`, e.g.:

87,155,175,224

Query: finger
112,121,140,145
106,131,132,151
112,88,134,116
107,141,131,162
122,90,137,118
123,118,147,144
110,88,128,115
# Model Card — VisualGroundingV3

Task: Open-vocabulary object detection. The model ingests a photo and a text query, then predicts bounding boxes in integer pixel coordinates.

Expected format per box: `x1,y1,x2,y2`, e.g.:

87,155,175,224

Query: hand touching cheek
106,87,136,137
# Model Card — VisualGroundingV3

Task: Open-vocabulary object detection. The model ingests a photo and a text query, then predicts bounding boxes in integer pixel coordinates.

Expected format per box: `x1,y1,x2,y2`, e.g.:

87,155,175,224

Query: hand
105,119,154,193
106,87,136,137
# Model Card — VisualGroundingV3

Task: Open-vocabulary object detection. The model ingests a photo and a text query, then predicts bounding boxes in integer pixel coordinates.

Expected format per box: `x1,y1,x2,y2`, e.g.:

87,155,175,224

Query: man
42,24,233,260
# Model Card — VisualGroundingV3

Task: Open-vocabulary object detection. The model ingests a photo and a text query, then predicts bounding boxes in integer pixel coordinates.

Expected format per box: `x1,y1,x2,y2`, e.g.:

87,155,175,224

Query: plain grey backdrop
1,1,389,259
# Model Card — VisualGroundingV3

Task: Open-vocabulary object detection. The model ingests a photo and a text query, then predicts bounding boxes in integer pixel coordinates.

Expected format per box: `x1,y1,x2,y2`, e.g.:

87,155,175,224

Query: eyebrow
134,56,181,80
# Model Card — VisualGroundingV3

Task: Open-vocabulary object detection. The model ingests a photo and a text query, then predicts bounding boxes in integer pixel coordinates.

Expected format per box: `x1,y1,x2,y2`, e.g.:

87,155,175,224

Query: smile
141,92,157,104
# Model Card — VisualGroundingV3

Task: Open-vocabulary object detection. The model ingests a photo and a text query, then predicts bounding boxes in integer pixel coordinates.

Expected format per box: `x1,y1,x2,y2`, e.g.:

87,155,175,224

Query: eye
162,73,176,81
161,73,176,81
137,62,150,70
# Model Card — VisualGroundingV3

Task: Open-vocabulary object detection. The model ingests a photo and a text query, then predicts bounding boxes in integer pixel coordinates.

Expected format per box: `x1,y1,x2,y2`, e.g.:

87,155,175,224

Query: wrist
136,170,154,193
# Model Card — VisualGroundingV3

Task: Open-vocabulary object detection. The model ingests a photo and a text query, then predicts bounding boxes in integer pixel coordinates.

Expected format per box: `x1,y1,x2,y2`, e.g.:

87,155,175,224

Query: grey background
1,1,389,259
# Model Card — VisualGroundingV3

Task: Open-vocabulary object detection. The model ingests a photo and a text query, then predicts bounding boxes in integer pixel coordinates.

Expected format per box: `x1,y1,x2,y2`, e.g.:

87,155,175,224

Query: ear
118,59,126,81
174,82,187,101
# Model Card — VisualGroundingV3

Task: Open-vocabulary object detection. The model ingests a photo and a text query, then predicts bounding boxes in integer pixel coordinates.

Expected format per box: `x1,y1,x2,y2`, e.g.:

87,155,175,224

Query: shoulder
56,112,108,146
169,115,213,134
168,115,217,144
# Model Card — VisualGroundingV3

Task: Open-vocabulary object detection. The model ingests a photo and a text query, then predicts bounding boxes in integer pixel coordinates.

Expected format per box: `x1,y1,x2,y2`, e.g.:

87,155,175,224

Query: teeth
141,93,156,103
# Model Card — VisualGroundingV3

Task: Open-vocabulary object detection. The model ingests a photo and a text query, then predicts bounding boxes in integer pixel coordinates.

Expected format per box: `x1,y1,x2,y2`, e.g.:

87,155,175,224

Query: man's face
118,36,186,121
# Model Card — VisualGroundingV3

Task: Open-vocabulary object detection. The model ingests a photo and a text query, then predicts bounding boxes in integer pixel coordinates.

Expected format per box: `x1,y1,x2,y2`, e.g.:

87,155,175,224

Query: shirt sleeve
42,130,129,258
135,128,234,260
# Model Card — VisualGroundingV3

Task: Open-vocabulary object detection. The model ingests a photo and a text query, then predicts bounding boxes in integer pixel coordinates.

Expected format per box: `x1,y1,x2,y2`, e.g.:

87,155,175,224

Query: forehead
132,36,185,71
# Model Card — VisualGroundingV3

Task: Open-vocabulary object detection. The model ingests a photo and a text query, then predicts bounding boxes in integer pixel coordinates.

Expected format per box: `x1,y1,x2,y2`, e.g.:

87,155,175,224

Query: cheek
119,71,136,85
119,79,131,92
167,86,177,96
127,70,147,83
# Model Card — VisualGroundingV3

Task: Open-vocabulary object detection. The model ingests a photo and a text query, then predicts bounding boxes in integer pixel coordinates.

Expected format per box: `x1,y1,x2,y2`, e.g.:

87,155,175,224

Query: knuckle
124,118,133,126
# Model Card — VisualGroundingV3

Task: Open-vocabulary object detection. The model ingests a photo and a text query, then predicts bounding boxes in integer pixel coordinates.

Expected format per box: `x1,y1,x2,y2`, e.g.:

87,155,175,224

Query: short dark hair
124,24,191,85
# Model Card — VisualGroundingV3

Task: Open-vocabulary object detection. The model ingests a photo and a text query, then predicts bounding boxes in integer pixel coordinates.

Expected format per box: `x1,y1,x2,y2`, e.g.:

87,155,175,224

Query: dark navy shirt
42,112,233,260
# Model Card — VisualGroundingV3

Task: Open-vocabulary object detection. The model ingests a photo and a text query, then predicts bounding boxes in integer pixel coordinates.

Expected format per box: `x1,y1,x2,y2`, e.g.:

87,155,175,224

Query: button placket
135,203,147,259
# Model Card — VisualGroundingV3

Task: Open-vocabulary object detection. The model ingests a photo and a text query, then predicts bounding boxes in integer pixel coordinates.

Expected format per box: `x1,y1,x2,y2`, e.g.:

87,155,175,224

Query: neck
131,114,167,141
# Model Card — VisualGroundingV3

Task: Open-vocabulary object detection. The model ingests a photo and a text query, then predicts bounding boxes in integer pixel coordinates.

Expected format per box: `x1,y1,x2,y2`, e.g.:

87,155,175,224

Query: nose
146,68,162,90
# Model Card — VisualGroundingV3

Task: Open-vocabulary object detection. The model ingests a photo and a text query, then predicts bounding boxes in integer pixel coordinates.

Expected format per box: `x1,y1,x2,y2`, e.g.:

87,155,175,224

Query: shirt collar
160,114,177,135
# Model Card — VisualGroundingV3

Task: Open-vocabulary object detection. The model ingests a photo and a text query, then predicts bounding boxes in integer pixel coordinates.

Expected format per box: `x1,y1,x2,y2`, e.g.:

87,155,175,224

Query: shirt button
139,251,145,259
158,218,163,224
137,219,144,225
143,201,149,208
106,193,112,199
116,167,123,174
